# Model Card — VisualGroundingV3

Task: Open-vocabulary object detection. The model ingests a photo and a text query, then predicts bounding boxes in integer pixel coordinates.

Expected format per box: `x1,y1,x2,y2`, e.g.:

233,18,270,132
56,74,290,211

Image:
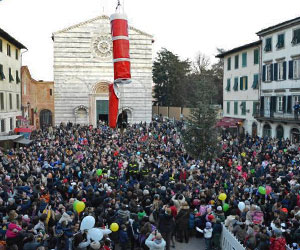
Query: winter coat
145,233,166,250
158,212,175,233
189,213,195,229
270,237,286,250
6,223,22,238
119,229,129,244
176,207,190,230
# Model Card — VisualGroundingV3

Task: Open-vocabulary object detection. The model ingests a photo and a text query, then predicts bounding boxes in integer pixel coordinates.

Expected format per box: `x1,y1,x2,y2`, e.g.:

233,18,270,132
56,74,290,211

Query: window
1,119,5,133
9,68,14,82
9,93,12,110
266,64,272,82
16,70,20,83
0,65,5,80
242,52,247,67
0,39,2,52
227,102,230,114
10,118,13,130
293,59,300,79
277,96,283,112
276,34,285,49
253,102,259,115
15,49,18,60
252,74,259,89
235,55,239,69
226,79,231,91
227,57,231,71
233,77,239,91
265,37,272,52
234,102,238,115
16,94,19,109
7,44,11,56
50,89,53,96
292,28,300,45
0,93,4,110
278,61,284,80
254,49,259,64
240,76,248,90
241,102,246,115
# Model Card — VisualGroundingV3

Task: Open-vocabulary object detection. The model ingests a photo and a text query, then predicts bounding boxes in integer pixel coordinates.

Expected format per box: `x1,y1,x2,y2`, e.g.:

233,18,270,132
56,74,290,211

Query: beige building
0,28,27,135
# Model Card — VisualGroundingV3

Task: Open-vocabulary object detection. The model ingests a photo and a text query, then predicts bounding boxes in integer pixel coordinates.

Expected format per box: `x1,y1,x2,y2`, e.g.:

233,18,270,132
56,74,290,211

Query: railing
254,111,300,123
221,224,293,250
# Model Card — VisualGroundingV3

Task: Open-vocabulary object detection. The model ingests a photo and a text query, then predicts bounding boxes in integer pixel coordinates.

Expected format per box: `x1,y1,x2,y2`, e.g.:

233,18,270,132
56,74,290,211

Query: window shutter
260,96,264,115
283,96,286,113
287,96,292,113
262,65,266,82
283,61,287,80
274,63,278,81
271,96,276,113
245,76,248,90
270,64,274,81
289,60,294,79
240,77,243,90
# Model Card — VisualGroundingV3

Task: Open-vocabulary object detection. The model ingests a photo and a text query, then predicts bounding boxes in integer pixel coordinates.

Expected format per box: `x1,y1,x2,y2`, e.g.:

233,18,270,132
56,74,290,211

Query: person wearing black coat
158,206,174,250
175,202,190,243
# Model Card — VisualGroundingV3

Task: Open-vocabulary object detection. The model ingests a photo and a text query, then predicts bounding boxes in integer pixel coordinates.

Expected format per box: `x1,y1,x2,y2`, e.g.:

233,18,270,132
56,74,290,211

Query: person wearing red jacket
270,230,286,250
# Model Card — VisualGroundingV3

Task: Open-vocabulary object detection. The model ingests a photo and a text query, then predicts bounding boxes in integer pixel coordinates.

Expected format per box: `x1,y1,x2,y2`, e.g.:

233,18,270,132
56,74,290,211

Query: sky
0,0,299,81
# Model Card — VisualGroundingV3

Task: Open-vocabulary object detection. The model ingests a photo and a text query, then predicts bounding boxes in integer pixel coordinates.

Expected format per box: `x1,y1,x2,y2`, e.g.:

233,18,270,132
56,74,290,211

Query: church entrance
96,100,109,124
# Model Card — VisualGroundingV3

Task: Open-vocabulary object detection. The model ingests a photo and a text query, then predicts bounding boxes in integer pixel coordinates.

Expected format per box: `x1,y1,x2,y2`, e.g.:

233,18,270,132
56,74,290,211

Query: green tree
153,48,190,106
183,77,219,161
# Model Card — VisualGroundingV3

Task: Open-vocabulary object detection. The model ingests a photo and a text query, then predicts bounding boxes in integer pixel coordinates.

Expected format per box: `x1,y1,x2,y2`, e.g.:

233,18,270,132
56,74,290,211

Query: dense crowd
0,119,299,250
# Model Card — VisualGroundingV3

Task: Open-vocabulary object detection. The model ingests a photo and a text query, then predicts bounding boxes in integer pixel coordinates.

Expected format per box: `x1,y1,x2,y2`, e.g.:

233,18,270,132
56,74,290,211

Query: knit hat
206,222,212,229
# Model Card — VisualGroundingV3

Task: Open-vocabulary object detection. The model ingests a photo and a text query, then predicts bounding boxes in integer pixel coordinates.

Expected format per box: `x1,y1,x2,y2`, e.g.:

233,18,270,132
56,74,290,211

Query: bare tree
192,52,210,74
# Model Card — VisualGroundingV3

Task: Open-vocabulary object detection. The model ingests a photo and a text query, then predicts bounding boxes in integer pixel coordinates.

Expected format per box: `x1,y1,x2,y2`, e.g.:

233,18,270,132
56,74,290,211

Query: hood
151,240,165,249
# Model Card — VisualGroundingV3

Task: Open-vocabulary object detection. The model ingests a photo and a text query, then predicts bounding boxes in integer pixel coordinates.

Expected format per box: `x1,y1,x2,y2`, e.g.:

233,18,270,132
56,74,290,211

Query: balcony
254,111,300,124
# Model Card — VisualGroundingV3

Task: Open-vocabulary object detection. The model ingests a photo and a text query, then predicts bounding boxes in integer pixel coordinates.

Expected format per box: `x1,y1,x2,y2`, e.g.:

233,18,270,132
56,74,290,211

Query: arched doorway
276,125,284,139
117,110,128,128
263,123,272,138
40,109,52,129
74,105,89,125
291,128,300,143
252,122,257,137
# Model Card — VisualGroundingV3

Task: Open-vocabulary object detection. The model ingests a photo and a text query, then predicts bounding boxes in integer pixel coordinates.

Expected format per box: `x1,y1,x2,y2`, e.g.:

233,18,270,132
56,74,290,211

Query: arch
118,107,133,124
74,105,89,115
252,122,258,137
263,123,272,138
91,81,110,94
40,109,52,129
291,127,300,143
276,125,284,139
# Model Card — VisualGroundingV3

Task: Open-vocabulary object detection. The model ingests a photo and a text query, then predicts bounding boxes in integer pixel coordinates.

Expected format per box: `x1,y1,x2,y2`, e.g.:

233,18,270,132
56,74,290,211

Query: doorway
252,122,257,137
40,109,52,129
96,100,109,124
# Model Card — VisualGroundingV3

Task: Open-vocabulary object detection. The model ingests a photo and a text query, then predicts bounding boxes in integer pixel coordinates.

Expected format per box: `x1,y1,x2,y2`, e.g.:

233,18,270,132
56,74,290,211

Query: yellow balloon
218,193,227,201
75,201,85,213
110,222,119,232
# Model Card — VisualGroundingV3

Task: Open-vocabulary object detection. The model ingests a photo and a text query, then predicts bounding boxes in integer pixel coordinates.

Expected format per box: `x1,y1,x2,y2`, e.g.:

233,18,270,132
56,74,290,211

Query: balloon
80,216,95,231
266,185,272,195
250,169,255,174
110,223,119,232
100,229,112,235
96,169,102,176
223,203,229,212
218,193,227,201
258,186,266,195
281,208,288,213
284,149,287,152
73,200,79,211
241,152,246,157
87,228,103,241
238,202,245,212
75,201,85,213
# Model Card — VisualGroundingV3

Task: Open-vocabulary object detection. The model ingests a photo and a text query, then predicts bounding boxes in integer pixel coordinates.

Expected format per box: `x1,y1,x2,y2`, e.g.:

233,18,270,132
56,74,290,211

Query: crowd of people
0,119,299,250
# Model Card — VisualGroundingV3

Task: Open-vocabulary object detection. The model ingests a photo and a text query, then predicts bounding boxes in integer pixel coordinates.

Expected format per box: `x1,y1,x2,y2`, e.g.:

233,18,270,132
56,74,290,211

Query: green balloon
258,186,266,195
96,169,102,176
250,169,255,174
284,149,287,152
223,203,229,212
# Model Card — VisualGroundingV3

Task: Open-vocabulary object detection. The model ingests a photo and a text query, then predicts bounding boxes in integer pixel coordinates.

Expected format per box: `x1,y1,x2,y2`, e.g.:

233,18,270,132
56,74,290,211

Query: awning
13,137,32,145
216,117,244,128
16,116,27,121
14,127,32,133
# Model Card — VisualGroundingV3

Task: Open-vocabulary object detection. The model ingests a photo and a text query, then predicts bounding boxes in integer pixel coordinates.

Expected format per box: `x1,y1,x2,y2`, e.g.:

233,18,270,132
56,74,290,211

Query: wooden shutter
283,96,286,113
260,96,264,116
240,77,243,90
283,61,287,80
274,63,278,81
271,96,276,113
245,76,248,90
287,96,292,113
270,64,274,81
262,65,266,82
289,60,294,79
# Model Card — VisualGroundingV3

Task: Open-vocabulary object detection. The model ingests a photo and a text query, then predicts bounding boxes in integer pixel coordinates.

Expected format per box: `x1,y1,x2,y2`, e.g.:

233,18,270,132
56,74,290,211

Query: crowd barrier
221,224,293,250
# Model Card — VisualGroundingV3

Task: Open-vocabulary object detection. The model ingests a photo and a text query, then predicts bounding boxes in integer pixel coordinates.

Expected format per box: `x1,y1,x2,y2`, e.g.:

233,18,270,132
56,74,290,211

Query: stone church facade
52,15,153,126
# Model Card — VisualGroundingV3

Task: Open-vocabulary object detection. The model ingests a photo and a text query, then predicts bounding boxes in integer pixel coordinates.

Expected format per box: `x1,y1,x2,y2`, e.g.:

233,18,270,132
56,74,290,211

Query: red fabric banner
109,84,119,128
111,19,128,37
114,61,131,79
113,40,130,59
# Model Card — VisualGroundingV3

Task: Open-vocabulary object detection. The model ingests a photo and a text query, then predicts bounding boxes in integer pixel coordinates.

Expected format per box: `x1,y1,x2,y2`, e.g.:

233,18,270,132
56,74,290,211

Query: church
52,15,153,126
